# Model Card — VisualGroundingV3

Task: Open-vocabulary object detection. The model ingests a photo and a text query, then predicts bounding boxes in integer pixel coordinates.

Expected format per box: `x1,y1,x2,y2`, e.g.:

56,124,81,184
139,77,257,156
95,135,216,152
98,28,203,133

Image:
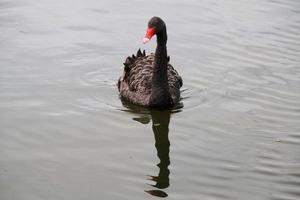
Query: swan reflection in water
121,100,183,198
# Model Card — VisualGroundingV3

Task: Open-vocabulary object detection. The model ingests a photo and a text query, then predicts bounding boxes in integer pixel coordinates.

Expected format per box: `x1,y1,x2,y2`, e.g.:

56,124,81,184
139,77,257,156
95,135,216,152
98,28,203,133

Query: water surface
1,0,300,199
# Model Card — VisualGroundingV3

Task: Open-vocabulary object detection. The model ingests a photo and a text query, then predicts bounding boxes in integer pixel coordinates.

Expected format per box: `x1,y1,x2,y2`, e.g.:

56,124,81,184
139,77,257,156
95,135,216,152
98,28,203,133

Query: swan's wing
167,63,182,102
119,50,154,94
167,63,182,89
124,54,154,95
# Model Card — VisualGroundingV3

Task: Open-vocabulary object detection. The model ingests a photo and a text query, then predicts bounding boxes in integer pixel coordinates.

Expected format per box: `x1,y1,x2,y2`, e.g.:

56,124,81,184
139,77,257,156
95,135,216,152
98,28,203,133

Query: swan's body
118,17,182,108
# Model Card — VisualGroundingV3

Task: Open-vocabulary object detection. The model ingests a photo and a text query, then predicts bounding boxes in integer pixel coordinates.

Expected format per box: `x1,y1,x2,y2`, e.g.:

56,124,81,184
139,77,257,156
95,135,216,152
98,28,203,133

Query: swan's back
118,49,182,106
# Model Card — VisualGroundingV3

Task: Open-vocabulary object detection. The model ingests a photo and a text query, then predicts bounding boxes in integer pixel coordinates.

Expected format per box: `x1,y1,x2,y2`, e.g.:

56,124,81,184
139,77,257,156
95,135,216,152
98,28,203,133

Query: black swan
118,16,182,108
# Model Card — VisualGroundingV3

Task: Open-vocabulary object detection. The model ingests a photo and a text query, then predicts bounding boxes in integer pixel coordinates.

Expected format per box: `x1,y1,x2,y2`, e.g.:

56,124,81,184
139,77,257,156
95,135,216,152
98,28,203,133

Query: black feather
137,49,142,57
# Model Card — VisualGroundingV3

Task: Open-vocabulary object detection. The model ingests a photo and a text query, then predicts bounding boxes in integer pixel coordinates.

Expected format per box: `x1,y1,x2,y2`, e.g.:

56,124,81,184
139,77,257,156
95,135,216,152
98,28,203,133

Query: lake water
1,0,300,199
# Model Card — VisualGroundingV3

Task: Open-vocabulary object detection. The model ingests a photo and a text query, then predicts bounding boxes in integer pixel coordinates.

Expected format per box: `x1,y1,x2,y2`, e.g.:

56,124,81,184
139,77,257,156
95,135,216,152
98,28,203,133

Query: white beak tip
143,37,150,44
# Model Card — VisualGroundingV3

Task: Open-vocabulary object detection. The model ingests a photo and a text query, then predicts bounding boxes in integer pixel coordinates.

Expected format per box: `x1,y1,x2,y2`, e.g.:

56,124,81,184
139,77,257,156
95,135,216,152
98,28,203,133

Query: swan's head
143,16,166,44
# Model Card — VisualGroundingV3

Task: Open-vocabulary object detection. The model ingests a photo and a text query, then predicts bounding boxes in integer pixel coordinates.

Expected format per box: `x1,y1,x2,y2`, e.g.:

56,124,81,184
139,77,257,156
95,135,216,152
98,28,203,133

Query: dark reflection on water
145,110,171,198
121,100,181,198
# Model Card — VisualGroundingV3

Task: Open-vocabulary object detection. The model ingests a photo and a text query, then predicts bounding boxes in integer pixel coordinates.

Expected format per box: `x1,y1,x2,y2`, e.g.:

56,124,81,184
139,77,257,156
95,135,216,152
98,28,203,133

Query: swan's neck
153,42,168,86
149,28,172,107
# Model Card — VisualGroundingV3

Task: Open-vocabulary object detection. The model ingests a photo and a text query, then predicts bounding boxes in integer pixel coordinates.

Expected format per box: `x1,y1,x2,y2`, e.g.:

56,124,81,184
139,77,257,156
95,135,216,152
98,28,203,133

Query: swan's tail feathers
137,49,142,57
136,49,146,57
117,77,121,91
123,49,147,71
123,56,132,71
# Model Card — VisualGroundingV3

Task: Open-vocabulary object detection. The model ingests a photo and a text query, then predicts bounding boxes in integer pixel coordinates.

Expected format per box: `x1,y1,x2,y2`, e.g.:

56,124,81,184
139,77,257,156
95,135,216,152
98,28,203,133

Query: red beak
143,27,155,44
